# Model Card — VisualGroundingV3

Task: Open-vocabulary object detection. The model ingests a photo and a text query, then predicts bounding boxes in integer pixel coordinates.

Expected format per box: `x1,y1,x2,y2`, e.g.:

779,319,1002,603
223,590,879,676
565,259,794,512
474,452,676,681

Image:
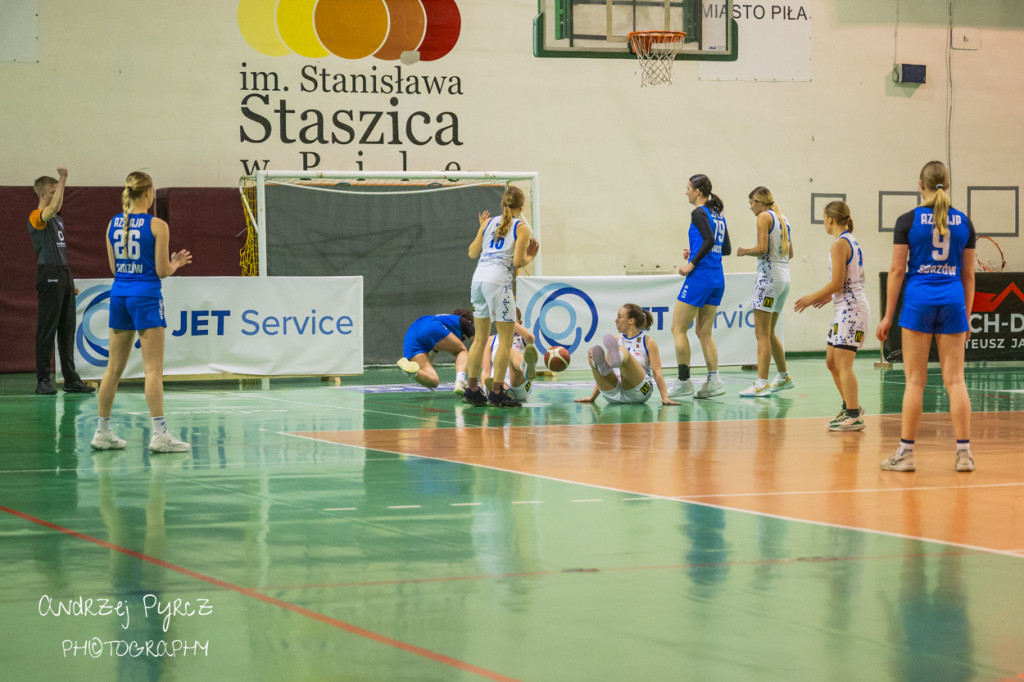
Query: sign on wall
698,2,811,81
518,274,764,370
69,277,363,380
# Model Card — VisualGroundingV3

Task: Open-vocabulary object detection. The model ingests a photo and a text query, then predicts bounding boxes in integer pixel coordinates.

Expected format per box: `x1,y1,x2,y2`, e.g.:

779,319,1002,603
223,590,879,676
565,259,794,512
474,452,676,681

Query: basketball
544,346,571,372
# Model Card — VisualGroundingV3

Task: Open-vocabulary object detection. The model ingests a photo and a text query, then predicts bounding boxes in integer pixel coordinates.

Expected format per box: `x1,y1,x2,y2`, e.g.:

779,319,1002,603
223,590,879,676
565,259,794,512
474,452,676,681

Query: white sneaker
397,357,419,376
740,382,772,398
955,449,975,472
523,345,539,381
91,430,127,450
149,431,191,453
770,375,794,392
694,377,726,399
668,379,694,399
453,378,467,396
881,448,915,472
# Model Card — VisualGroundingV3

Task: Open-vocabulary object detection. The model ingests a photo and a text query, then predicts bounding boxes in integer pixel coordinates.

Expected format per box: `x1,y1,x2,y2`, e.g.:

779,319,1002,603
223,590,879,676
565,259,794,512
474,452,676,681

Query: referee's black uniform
28,211,91,394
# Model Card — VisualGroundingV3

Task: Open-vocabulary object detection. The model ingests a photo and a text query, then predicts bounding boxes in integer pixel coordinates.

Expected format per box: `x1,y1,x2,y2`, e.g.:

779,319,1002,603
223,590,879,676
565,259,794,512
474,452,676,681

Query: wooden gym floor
1,357,1023,681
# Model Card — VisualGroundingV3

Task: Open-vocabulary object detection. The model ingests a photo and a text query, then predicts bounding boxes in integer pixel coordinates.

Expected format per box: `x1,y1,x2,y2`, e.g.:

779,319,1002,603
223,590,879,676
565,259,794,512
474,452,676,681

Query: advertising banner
70,277,363,380
880,272,1024,362
517,274,764,370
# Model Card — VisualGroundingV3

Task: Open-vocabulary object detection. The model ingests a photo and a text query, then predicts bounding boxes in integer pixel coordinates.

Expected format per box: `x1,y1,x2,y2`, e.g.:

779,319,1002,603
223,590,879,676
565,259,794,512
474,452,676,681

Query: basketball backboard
533,0,736,60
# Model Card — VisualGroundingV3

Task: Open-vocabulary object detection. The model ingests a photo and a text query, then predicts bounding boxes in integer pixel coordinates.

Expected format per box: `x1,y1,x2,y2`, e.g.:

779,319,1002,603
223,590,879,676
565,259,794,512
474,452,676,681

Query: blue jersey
688,206,727,286
108,213,161,298
895,206,976,306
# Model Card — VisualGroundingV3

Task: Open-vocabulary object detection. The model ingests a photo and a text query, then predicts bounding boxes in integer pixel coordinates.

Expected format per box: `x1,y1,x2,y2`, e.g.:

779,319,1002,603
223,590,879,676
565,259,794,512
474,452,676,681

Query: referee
28,166,94,395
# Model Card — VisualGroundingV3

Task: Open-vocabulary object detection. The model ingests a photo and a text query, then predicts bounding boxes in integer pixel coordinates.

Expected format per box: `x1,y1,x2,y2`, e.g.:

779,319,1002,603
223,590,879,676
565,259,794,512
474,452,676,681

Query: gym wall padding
1,187,246,374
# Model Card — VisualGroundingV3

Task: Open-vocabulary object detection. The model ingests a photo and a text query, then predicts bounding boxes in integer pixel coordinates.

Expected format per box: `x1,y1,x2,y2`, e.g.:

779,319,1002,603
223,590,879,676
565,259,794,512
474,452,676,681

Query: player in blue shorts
794,201,869,431
670,174,732,400
397,309,476,394
876,160,976,472
90,172,192,453
736,186,794,397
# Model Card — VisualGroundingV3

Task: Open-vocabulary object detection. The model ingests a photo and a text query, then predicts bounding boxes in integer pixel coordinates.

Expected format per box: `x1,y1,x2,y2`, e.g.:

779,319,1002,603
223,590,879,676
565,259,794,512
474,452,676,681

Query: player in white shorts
481,310,539,403
463,186,539,408
795,201,870,431
737,186,794,397
575,304,678,406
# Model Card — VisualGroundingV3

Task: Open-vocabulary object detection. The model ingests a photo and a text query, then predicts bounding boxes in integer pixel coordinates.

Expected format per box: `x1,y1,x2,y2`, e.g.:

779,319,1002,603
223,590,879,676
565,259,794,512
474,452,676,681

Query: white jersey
616,331,652,376
756,210,791,283
830,232,868,308
472,216,520,286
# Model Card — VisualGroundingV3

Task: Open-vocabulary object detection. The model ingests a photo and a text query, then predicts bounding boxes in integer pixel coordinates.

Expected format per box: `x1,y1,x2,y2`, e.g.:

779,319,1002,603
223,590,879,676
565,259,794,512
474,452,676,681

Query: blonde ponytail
749,186,791,255
495,186,525,239
920,160,951,236
120,171,154,242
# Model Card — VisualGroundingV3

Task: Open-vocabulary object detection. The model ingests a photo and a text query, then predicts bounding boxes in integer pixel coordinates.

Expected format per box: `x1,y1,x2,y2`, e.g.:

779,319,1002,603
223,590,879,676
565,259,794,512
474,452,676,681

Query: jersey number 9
931,230,950,262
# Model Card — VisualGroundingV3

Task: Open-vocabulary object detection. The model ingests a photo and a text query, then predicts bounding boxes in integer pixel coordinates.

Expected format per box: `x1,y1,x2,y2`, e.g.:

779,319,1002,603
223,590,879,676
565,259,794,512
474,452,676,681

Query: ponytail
749,186,790,254
495,186,525,239
121,171,153,241
823,200,854,233
622,303,653,331
689,174,724,213
920,160,951,236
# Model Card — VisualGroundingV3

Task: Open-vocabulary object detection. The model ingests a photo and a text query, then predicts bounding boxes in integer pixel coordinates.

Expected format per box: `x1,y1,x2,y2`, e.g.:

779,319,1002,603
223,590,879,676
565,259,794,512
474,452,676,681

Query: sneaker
770,375,795,392
694,377,726,399
603,334,622,367
523,345,539,381
590,345,611,375
829,410,865,432
461,386,489,407
396,358,419,376
740,382,772,398
955,450,975,472
63,379,96,393
668,379,694,399
149,432,191,453
453,378,467,396
91,430,127,450
488,388,522,408
827,405,847,428
35,378,57,395
881,448,915,472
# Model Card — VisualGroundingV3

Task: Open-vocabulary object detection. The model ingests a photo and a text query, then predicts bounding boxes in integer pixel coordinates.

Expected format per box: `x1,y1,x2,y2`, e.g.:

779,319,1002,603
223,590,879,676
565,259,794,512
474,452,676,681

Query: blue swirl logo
522,284,598,354
76,285,112,367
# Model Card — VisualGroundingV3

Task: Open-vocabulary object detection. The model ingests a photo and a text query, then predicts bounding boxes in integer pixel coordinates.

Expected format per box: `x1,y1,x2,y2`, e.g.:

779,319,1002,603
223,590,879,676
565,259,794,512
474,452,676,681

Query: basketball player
669,174,732,400
463,186,539,408
480,309,539,403
876,161,976,472
90,172,193,453
28,167,95,395
736,186,793,397
397,309,475,393
577,304,679,406
794,201,869,431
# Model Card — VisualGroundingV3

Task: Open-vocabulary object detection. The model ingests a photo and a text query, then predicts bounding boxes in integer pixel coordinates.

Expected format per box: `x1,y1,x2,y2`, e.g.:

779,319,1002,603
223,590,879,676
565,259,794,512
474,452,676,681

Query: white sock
707,371,719,381
151,416,168,435
97,417,111,434
776,372,789,380
756,378,769,389
456,371,467,383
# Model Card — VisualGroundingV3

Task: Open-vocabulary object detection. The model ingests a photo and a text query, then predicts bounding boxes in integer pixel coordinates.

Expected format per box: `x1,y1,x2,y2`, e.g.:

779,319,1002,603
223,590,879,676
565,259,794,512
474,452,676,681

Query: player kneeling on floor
575,304,679,406
396,309,476,395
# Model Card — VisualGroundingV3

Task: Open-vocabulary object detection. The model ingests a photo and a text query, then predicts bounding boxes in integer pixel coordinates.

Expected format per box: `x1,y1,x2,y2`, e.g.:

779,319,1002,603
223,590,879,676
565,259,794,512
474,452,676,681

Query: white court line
293,438,1024,560
511,500,542,505
450,502,482,507
388,505,422,509
323,507,357,511
677,481,1024,500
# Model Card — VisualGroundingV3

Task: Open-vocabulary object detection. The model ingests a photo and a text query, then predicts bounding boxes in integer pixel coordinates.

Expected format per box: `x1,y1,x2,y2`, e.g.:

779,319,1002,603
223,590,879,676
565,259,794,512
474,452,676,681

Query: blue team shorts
108,295,165,331
403,316,455,359
677,278,725,308
898,300,969,335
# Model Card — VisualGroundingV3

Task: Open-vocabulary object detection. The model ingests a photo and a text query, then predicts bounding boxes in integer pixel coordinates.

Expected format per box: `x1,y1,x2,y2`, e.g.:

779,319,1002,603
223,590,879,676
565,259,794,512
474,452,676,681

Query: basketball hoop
976,235,1006,272
629,31,685,87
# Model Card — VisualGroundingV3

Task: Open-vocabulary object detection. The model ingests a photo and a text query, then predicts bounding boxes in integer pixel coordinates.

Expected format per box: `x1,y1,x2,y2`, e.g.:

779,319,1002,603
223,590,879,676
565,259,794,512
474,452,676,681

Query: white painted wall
2,0,1020,352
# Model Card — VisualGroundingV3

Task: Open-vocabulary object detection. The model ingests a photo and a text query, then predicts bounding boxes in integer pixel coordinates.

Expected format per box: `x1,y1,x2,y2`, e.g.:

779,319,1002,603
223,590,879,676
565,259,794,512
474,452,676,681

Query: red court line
0,504,519,682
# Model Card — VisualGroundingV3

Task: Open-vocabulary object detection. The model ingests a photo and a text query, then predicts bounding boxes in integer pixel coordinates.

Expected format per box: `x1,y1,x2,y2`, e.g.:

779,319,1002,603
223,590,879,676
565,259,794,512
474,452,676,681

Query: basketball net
629,31,685,87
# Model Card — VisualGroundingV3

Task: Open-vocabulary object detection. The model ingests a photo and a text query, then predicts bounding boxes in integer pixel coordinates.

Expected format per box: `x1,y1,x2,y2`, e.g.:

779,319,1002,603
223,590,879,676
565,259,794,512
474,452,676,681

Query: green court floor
2,358,1023,681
